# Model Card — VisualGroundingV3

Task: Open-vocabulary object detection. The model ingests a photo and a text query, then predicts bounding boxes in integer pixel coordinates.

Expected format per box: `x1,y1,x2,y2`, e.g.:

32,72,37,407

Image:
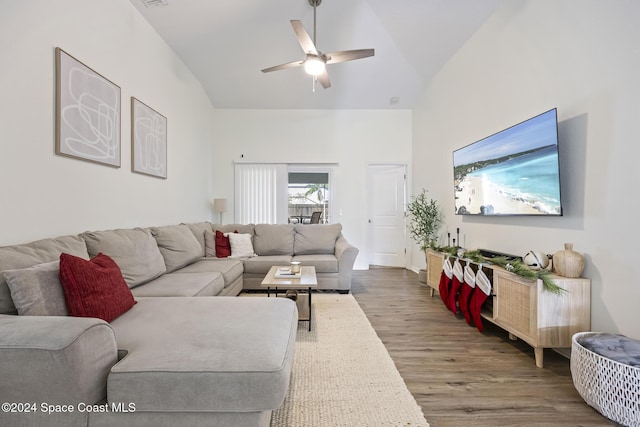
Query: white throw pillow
227,233,256,258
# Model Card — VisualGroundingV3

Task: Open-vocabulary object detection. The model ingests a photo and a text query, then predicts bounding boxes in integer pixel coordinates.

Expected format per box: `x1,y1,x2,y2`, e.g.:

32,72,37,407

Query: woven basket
571,332,640,427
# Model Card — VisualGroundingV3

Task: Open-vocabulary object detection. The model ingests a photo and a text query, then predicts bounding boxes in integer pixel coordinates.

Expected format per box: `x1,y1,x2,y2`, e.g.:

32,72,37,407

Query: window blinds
234,163,288,224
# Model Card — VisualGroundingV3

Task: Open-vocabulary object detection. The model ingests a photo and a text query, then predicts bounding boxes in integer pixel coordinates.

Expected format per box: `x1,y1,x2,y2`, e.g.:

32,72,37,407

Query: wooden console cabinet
425,249,591,368
425,249,446,296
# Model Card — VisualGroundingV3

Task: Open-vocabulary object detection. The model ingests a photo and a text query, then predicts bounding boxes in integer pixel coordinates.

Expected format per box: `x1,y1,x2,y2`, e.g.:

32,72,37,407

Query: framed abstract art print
55,47,121,167
131,97,167,179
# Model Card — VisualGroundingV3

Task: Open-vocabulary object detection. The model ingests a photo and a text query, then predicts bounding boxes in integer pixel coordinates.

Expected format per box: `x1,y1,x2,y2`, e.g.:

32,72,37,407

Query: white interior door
367,164,407,267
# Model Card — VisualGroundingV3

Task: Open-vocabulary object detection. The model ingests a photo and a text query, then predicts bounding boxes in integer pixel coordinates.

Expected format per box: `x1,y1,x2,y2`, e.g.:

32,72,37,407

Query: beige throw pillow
3,261,68,316
0,234,89,315
227,233,256,258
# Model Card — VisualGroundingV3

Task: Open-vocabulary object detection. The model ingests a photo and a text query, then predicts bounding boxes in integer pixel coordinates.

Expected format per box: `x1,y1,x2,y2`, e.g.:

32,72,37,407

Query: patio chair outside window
310,211,322,224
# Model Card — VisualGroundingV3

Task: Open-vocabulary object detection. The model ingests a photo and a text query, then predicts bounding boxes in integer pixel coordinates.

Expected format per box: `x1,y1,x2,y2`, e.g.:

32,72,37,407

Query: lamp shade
304,57,325,76
213,198,227,213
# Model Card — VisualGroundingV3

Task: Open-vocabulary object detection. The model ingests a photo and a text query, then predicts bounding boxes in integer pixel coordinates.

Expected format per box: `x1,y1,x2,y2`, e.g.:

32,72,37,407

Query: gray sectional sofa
208,223,359,293
0,222,358,427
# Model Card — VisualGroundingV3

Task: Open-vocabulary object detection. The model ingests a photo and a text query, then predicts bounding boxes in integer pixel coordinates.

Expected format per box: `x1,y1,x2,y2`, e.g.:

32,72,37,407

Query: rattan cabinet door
493,271,536,344
426,249,444,291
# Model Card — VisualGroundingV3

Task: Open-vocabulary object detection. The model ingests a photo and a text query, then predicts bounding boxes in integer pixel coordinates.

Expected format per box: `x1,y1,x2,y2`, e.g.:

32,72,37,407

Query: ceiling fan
261,0,374,89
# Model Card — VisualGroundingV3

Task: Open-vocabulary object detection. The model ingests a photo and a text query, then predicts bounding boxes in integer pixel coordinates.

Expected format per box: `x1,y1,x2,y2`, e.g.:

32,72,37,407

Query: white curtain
234,163,288,224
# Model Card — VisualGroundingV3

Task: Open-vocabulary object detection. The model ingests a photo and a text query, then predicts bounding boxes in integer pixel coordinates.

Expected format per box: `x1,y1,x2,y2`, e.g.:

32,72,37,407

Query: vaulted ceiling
129,0,500,109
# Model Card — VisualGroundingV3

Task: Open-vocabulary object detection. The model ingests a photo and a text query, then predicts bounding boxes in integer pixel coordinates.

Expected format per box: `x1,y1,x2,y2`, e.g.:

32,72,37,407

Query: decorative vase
553,243,585,278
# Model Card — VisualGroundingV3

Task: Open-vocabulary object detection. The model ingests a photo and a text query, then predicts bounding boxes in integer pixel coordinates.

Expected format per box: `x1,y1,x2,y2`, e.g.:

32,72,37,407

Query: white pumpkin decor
523,250,550,271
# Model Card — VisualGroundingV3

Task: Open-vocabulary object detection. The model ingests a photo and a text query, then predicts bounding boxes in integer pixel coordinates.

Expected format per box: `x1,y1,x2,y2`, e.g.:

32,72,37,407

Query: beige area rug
271,293,429,427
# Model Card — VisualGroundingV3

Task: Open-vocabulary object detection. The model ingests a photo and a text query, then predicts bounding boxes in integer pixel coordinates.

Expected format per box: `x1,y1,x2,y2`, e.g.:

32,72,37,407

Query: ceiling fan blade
325,49,375,65
318,69,331,89
291,20,318,55
261,60,304,73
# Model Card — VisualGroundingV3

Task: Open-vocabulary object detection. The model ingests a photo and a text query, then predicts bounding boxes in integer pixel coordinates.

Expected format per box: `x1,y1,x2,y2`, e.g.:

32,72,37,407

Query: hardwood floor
350,267,615,427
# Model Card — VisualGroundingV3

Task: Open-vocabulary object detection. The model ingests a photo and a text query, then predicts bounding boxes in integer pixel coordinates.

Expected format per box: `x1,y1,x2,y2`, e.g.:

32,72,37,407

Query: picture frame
55,47,121,167
131,97,167,179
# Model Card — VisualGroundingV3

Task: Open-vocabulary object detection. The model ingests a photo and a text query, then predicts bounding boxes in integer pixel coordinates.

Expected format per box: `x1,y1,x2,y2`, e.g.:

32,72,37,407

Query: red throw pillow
215,230,238,258
215,230,231,258
59,253,136,323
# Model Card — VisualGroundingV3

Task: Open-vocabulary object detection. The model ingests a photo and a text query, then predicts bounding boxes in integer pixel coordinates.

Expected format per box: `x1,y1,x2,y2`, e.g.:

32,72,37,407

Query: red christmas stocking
447,259,464,315
458,264,476,325
438,258,453,308
471,268,492,332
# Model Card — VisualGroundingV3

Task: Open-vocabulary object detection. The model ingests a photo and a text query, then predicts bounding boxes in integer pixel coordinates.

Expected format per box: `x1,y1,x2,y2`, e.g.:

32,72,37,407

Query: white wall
0,0,215,245
412,0,640,337
211,109,413,270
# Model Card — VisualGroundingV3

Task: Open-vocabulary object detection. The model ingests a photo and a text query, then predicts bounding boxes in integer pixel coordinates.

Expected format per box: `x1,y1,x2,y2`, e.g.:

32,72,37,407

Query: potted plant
407,189,443,251
406,189,443,285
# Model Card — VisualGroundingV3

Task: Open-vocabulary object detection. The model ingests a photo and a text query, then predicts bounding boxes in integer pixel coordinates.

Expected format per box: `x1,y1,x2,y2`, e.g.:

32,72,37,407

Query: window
233,163,333,224
288,170,331,224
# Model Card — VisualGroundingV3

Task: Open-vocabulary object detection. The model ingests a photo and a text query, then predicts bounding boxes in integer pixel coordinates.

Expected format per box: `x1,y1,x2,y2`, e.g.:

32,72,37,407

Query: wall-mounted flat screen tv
453,108,562,216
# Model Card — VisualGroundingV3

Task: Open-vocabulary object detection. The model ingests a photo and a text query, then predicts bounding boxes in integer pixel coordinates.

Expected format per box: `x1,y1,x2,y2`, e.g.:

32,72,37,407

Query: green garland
431,246,565,295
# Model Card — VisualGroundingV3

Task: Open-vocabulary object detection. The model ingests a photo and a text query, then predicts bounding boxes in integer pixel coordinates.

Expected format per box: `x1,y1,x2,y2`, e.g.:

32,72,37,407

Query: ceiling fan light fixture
261,0,373,90
304,56,325,76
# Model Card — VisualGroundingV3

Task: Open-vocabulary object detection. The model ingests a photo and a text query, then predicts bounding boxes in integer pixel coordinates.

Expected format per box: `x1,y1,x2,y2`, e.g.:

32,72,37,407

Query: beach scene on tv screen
453,110,561,216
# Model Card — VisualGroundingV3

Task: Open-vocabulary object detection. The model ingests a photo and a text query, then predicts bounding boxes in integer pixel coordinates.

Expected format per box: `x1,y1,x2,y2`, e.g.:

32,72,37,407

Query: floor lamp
213,198,227,224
